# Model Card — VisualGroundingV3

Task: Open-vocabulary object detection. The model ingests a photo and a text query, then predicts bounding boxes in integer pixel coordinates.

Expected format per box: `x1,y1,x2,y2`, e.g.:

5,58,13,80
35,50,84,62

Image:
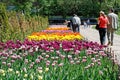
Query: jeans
99,28,107,45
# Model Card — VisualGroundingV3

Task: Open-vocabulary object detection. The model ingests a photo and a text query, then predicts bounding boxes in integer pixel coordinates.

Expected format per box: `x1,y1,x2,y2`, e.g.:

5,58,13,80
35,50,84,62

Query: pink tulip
55,56,59,60
11,55,17,60
99,51,107,56
86,50,92,55
51,57,55,60
83,56,87,59
90,63,95,67
53,61,58,64
29,64,34,68
56,50,61,55
97,59,101,62
84,65,91,69
45,55,49,58
38,67,42,70
2,57,7,60
0,52,3,56
75,50,80,55
7,63,11,67
97,62,101,65
22,53,28,57
35,59,40,63
38,55,44,60
50,49,54,52
52,63,55,67
95,55,99,58
11,60,15,63
99,70,103,75
2,53,9,57
68,55,72,59
41,52,46,56
82,59,87,62
17,55,22,60
58,63,64,67
46,63,50,66
46,60,50,64
24,59,29,64
74,57,78,61
23,67,27,72
2,62,6,65
70,60,74,64
60,55,65,60
76,61,80,64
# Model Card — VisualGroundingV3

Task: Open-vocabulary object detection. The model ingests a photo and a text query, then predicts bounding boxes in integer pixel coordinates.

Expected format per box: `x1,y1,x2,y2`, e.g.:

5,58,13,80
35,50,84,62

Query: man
72,14,81,32
107,8,119,46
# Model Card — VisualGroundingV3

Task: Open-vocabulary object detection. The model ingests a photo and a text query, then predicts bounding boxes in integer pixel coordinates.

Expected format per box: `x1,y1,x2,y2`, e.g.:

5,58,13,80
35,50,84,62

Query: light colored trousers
107,28,115,45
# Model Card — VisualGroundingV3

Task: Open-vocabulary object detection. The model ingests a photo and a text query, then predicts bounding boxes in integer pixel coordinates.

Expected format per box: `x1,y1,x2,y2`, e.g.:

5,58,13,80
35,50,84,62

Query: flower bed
27,27,83,41
0,26,119,80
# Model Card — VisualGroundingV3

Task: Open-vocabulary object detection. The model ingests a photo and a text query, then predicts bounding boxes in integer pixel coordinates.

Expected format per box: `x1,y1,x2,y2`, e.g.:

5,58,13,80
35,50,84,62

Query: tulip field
0,26,119,80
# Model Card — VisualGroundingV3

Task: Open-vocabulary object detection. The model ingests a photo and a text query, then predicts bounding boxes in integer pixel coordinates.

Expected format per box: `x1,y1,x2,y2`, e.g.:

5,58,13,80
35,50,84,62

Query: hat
99,11,105,14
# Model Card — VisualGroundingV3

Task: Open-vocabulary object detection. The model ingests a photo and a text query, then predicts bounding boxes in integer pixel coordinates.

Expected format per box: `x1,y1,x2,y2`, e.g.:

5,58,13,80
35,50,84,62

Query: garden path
50,25,120,65
80,25,120,65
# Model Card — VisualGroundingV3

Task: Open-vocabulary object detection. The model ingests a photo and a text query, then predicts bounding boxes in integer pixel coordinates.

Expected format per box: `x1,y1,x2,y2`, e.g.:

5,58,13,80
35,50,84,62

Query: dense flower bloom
0,26,115,80
27,26,83,41
27,32,83,41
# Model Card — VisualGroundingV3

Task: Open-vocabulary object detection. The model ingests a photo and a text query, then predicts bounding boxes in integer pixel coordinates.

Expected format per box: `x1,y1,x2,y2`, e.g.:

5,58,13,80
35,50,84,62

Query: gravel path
80,25,120,65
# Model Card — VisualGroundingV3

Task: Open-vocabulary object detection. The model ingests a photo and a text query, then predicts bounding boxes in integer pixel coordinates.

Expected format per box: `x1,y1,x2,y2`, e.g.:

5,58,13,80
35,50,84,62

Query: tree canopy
1,0,120,17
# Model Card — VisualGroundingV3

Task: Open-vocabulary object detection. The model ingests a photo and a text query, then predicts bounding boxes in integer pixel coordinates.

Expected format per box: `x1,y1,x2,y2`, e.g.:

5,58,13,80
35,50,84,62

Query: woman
98,11,109,45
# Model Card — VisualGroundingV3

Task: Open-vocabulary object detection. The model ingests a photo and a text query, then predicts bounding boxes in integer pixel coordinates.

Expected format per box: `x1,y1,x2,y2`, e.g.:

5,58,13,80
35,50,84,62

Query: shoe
111,42,113,46
107,42,111,46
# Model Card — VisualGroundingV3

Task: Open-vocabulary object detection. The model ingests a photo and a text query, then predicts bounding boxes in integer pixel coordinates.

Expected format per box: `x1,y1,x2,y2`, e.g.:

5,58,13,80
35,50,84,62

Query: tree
1,0,120,17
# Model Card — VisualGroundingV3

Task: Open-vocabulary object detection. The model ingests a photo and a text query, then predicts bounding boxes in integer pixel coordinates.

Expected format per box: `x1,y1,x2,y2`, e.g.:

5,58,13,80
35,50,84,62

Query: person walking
98,11,109,45
107,8,119,46
72,14,81,32
87,19,90,27
64,20,73,30
83,21,87,29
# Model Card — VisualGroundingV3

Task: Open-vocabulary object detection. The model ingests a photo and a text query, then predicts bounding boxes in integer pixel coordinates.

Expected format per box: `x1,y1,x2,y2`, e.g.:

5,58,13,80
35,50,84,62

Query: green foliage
0,3,12,42
0,3,49,42
0,48,118,80
1,0,120,17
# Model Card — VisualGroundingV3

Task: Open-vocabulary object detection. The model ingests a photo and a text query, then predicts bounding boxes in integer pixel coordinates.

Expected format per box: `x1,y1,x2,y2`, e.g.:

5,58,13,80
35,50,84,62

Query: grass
115,28,120,35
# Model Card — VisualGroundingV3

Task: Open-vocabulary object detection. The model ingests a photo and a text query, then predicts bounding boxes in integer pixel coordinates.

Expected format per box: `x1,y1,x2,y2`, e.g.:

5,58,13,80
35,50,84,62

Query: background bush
0,3,48,42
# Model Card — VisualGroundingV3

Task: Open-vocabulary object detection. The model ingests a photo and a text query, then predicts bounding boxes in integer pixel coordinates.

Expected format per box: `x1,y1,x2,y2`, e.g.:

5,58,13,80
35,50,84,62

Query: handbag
95,24,99,30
